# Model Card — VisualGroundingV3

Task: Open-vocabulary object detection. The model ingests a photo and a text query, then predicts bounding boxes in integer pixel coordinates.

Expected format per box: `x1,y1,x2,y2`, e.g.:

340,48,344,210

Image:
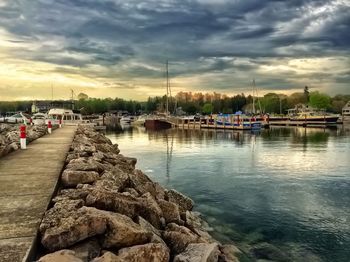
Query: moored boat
342,101,350,122
46,108,90,125
287,104,339,124
216,112,262,130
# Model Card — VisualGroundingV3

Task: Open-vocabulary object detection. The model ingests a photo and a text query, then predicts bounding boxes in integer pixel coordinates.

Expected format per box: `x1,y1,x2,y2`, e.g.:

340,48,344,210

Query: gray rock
174,243,220,262
158,199,182,224
162,223,205,254
117,243,170,262
62,170,99,187
166,189,194,212
91,252,121,262
97,209,152,249
218,244,241,262
70,238,101,262
38,249,83,262
40,207,108,251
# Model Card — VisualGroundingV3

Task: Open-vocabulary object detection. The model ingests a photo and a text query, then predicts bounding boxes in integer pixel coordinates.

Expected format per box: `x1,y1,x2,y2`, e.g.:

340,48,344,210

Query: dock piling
48,121,52,134
20,125,26,150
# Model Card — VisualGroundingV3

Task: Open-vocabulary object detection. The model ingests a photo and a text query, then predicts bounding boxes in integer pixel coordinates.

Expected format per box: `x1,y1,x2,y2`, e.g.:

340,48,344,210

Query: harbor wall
36,126,241,262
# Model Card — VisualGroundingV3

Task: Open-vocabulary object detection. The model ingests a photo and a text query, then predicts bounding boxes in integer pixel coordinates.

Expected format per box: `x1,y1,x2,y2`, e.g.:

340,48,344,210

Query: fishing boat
342,101,350,122
288,104,339,124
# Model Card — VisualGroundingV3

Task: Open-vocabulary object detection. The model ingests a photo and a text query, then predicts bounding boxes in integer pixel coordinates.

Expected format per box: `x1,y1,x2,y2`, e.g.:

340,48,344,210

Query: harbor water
106,125,350,262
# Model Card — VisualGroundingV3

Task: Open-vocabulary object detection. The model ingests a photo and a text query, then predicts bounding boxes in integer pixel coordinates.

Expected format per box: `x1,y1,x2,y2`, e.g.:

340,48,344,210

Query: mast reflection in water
107,125,350,262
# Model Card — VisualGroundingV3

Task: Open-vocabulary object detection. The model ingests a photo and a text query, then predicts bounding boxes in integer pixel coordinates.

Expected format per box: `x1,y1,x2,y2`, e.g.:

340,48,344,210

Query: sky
0,0,349,101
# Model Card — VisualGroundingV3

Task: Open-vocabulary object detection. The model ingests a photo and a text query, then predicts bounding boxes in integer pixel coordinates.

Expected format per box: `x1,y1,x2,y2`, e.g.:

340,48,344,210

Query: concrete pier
0,126,77,262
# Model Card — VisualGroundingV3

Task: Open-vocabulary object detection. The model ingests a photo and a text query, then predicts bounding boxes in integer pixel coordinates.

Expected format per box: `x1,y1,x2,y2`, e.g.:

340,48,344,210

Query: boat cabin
46,108,87,125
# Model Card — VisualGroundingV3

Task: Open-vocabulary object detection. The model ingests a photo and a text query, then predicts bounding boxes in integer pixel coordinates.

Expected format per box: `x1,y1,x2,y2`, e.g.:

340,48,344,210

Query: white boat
120,115,135,124
46,108,90,125
32,113,47,125
342,101,350,122
288,104,339,124
1,112,31,124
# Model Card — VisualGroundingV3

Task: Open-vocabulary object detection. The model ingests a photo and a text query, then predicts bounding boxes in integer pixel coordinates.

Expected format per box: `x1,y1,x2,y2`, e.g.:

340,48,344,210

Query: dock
0,126,77,262
167,117,338,130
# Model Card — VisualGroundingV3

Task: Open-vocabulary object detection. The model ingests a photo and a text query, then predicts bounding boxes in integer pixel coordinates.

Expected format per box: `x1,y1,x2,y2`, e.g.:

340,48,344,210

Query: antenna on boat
252,79,262,114
51,83,54,101
70,89,75,110
252,79,256,114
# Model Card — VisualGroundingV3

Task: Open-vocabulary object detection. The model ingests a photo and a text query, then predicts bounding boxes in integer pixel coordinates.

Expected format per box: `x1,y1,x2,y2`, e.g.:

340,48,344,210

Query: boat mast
166,60,169,117
252,79,256,114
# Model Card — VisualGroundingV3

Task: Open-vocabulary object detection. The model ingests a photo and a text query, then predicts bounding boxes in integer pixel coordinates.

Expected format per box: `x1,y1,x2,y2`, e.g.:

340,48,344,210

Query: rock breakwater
0,124,48,157
38,126,241,262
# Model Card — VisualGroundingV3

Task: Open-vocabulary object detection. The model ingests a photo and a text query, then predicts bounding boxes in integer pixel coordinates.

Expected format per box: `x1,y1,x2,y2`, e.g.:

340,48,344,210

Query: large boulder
40,207,108,251
162,223,205,254
218,244,241,262
174,243,220,262
66,158,103,173
166,189,194,212
117,243,170,262
62,170,99,187
98,210,151,249
138,193,163,229
98,166,131,191
158,199,182,224
70,238,101,262
85,189,140,217
91,252,121,262
38,250,83,262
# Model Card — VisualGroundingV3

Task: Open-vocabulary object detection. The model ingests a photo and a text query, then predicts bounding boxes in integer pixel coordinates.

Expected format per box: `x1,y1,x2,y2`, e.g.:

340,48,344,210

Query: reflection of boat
342,101,350,122
288,105,339,124
216,112,262,130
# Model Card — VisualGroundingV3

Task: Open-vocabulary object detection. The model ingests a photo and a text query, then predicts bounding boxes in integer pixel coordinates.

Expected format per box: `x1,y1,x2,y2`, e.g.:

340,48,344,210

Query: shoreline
37,126,241,261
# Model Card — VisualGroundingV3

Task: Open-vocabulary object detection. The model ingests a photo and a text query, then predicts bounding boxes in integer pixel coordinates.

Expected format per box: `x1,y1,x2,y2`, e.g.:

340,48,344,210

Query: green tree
77,93,89,100
309,91,331,109
202,103,213,114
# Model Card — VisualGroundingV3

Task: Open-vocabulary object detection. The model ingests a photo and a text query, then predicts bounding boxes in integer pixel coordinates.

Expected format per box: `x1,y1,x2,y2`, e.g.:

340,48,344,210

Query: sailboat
144,61,172,130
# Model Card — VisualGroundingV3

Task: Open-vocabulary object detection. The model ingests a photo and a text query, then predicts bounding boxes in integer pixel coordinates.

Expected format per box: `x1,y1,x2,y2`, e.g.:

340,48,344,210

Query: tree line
1,89,349,115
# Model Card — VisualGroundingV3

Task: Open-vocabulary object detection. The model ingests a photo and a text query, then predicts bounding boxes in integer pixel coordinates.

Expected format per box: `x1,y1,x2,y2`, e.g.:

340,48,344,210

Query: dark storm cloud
0,0,349,93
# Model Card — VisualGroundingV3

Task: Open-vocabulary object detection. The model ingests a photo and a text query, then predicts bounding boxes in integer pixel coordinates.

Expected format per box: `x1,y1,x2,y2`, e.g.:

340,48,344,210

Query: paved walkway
0,126,77,262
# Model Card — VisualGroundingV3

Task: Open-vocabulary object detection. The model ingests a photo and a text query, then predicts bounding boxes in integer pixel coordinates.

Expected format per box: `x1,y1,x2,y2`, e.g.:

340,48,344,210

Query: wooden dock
0,126,77,262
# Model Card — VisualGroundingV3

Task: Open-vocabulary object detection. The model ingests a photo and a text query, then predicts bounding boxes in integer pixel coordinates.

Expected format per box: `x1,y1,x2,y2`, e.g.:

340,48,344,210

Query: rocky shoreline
0,124,49,158
37,126,241,262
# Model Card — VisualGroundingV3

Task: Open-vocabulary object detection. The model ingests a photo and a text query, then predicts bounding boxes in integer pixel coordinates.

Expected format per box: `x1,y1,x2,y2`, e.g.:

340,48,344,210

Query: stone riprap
38,126,240,262
0,124,48,157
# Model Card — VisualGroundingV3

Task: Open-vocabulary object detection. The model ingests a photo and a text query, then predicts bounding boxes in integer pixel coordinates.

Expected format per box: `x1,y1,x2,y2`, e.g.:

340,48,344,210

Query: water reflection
106,126,350,261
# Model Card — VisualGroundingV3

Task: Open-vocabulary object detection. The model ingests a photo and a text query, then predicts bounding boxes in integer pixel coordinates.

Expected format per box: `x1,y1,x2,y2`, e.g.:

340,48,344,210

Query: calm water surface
106,125,350,262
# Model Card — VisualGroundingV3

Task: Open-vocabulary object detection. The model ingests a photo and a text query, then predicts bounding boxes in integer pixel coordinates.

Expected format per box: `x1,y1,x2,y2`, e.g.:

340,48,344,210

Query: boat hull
145,119,172,130
289,116,339,123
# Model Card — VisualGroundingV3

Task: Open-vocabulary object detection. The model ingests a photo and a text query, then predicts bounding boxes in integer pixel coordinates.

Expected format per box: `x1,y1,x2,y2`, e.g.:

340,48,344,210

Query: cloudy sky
0,0,349,101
